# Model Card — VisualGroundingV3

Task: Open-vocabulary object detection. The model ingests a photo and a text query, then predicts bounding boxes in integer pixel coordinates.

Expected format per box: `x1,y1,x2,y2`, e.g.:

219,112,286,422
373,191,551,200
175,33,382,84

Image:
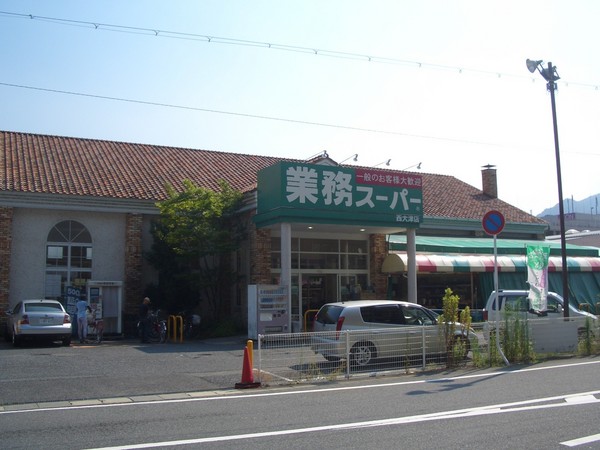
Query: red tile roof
422,172,543,224
0,130,544,224
0,131,280,200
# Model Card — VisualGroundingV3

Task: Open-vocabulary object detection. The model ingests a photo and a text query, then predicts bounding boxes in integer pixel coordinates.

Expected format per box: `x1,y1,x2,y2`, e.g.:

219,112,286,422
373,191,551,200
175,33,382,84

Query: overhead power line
3,80,598,158
0,81,505,147
0,10,598,90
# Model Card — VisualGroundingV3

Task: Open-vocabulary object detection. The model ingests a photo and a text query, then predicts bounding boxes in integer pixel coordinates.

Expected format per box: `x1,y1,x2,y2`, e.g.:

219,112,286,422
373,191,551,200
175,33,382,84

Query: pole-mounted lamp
402,162,422,171
339,153,358,164
526,58,569,318
306,150,329,160
374,159,391,167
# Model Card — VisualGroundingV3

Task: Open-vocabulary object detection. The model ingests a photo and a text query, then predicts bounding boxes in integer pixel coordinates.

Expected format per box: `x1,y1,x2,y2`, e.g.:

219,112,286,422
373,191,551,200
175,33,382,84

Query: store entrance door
300,274,337,331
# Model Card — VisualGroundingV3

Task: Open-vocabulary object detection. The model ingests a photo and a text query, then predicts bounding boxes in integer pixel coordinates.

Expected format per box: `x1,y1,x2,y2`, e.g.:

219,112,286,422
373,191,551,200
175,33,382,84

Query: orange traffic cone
235,346,261,389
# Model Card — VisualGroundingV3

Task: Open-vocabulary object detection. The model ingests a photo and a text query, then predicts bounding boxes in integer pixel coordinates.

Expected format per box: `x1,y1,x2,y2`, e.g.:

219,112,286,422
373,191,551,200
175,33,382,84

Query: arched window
45,220,92,300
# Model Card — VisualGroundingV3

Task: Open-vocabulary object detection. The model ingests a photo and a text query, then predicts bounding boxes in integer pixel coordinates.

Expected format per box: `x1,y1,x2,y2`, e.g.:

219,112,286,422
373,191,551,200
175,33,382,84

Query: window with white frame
45,220,92,299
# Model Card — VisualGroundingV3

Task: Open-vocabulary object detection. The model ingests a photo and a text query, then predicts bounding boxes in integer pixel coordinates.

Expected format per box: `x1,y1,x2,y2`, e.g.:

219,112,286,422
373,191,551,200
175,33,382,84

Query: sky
1,0,599,216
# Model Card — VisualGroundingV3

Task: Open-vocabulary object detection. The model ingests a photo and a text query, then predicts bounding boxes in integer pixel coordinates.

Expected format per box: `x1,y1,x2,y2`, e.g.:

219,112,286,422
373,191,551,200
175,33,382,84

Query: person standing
138,297,151,343
91,299,104,344
75,298,89,344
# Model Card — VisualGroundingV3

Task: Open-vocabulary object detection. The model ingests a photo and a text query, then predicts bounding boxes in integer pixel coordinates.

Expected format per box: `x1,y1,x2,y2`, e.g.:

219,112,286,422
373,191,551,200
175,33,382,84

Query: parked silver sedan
4,299,72,347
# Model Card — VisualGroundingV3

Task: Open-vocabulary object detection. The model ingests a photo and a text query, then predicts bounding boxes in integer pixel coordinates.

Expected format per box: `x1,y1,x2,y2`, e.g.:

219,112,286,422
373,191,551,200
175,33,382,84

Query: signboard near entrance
254,162,423,228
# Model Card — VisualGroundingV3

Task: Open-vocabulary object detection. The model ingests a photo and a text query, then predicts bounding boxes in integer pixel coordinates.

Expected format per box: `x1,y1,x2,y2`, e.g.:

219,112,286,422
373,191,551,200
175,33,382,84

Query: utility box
247,285,289,340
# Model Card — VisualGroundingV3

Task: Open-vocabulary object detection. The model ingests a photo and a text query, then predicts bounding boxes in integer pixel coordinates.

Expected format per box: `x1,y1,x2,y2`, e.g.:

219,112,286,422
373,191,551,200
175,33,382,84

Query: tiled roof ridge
1,129,268,158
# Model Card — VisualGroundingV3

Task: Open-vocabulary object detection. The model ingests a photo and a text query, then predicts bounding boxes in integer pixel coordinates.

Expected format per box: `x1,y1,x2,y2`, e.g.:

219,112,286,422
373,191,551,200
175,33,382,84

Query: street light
526,58,569,318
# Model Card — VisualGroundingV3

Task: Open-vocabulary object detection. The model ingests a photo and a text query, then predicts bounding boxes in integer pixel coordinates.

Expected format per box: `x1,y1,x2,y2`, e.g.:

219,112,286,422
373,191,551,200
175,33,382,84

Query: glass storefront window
341,254,367,270
270,237,369,312
299,253,339,270
340,274,369,300
300,238,338,253
272,238,368,270
340,239,367,254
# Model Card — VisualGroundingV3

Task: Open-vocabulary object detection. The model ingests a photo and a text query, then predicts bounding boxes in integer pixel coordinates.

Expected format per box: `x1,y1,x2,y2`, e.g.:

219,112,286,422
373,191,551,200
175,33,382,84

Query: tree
440,287,460,368
147,179,245,321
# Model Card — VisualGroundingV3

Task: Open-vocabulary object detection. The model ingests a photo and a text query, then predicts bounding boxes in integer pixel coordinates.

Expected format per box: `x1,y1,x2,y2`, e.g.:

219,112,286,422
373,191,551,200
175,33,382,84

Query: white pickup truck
483,290,597,322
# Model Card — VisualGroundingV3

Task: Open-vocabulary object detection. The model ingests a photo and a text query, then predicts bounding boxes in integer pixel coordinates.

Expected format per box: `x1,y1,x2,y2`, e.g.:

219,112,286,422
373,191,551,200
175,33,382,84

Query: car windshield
24,303,63,313
315,305,344,325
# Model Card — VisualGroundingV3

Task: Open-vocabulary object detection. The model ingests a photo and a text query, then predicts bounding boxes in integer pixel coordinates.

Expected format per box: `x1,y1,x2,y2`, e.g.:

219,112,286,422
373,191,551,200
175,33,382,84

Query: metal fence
484,315,599,355
256,324,483,386
255,316,599,387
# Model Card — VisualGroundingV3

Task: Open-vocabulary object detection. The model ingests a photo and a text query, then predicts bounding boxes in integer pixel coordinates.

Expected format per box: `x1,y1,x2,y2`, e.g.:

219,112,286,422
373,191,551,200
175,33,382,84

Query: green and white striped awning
382,253,600,273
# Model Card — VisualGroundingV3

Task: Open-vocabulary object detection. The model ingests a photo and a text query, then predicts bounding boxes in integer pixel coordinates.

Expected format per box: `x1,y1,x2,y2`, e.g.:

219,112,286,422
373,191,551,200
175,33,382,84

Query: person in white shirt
76,299,89,343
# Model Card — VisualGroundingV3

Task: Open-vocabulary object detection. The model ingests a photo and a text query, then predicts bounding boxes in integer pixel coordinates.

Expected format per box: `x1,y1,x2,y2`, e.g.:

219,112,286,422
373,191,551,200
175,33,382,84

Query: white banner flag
526,245,550,312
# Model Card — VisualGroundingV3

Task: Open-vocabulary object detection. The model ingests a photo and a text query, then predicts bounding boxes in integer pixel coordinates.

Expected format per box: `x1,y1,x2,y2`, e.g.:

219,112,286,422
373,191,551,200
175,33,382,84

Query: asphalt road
2,356,600,449
0,335,250,406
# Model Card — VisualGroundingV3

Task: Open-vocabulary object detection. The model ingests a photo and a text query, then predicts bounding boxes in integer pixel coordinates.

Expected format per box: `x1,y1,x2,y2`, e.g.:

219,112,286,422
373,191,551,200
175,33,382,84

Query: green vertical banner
526,245,550,311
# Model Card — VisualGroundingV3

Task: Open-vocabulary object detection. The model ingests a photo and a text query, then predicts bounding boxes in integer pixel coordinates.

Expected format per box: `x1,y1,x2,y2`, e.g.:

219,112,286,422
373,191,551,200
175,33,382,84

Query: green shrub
440,288,462,368
500,314,535,364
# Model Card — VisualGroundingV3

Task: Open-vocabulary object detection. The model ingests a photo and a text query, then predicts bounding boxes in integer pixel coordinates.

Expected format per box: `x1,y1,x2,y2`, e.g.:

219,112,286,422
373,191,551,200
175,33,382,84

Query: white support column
280,223,292,332
407,228,417,303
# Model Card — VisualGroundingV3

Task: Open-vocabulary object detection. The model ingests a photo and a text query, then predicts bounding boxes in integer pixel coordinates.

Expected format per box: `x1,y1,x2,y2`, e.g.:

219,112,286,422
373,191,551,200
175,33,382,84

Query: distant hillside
538,193,600,217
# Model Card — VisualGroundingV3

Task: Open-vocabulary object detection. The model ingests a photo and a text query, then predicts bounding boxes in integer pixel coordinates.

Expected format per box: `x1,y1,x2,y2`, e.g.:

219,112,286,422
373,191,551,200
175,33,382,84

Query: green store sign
254,162,423,228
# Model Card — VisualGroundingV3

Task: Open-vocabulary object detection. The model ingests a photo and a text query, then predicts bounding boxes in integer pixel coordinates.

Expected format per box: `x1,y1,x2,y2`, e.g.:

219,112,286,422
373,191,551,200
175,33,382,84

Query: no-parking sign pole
482,210,509,366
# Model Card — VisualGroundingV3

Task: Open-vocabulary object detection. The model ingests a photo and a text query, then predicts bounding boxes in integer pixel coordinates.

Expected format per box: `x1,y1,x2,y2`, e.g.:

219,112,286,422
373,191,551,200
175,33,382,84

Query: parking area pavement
0,335,251,408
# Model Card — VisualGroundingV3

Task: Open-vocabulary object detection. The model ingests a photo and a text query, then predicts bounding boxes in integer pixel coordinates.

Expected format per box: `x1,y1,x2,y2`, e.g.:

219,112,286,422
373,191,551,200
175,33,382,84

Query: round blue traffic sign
482,210,505,235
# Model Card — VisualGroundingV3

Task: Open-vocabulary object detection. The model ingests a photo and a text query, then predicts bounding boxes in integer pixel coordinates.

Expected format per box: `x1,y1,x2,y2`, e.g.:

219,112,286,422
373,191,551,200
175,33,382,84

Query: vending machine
86,281,123,335
247,284,289,339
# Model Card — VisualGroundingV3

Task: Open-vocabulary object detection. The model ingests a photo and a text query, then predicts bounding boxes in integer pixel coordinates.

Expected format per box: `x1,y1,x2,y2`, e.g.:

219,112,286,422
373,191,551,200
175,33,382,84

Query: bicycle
182,312,202,339
139,310,167,343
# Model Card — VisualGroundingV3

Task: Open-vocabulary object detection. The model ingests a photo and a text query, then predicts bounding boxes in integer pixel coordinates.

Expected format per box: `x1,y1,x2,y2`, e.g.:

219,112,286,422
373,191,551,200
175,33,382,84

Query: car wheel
62,337,71,346
350,341,375,367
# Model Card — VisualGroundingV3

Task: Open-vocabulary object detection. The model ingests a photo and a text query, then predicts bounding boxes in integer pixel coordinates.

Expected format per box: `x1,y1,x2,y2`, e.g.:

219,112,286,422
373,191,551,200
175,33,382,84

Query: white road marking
84,392,600,449
564,394,598,404
561,433,600,447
